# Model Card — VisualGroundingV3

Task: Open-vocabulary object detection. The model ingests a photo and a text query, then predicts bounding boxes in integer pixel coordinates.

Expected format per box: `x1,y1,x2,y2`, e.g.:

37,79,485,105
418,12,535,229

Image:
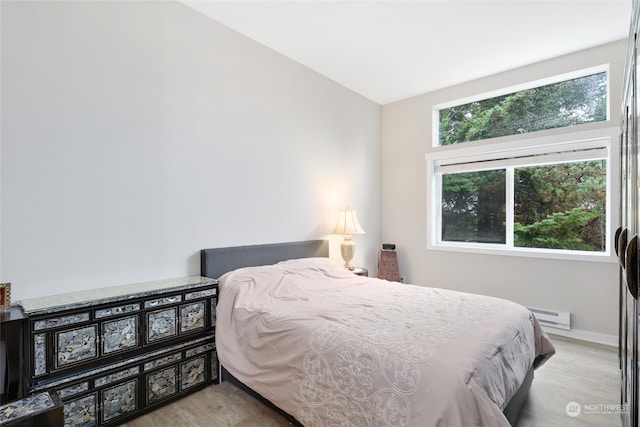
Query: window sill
428,241,617,263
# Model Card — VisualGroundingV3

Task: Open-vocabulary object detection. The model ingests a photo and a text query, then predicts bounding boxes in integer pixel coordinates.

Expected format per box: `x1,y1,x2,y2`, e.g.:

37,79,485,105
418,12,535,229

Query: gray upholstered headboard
200,240,329,279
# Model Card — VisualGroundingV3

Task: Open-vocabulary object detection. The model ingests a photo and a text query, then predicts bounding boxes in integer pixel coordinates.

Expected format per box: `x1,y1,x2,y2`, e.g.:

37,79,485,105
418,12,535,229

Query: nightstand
352,267,368,277
0,307,27,403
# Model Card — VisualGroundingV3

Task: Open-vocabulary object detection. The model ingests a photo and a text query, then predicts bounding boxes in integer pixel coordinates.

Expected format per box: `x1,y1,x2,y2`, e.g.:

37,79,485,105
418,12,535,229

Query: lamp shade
334,209,365,235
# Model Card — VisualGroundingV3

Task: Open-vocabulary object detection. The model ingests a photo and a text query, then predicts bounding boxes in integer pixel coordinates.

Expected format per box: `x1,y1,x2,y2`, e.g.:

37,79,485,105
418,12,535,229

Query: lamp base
340,235,356,270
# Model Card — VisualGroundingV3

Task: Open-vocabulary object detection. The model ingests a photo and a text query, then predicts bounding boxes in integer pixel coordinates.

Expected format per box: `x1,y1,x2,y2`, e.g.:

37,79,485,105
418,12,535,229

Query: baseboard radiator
527,307,571,330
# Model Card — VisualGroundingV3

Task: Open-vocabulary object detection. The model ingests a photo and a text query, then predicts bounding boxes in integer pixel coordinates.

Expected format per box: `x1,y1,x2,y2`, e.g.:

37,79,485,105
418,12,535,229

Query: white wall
0,0,381,301
381,40,626,342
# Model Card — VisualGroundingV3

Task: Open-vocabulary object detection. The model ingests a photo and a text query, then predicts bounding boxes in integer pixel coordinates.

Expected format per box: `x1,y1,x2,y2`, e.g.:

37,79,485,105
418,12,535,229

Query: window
442,169,506,244
513,159,606,251
437,70,607,146
427,67,616,261
436,142,608,251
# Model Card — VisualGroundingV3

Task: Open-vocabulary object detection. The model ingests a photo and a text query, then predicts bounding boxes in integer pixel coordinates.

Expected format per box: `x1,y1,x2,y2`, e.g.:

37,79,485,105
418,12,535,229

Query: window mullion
506,167,514,248
435,171,443,244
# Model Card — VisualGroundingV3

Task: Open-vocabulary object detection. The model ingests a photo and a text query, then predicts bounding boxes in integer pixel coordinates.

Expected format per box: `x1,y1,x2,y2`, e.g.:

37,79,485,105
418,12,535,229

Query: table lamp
334,209,365,270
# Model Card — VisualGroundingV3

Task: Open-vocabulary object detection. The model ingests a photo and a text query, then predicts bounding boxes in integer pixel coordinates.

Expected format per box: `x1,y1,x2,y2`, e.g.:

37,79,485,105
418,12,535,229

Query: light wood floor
515,334,620,427
122,334,621,427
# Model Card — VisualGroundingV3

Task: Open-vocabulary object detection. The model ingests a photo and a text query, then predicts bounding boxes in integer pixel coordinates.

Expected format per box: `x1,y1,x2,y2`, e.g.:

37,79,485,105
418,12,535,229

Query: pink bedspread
216,257,555,427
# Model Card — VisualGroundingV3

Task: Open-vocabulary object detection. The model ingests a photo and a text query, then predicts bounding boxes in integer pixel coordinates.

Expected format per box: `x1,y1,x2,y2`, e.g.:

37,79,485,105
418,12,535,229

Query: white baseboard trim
541,326,617,348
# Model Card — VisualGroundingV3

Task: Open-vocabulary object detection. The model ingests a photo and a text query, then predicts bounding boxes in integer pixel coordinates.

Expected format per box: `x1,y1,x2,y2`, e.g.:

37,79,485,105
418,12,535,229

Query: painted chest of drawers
18,276,218,426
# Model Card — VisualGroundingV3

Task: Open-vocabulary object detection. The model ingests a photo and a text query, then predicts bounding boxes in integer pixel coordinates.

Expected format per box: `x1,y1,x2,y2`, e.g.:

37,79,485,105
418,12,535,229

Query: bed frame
200,239,532,426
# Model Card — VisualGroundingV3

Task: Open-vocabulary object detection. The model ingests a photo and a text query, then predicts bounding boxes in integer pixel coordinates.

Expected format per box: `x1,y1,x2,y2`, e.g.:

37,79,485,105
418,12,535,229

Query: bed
201,240,555,427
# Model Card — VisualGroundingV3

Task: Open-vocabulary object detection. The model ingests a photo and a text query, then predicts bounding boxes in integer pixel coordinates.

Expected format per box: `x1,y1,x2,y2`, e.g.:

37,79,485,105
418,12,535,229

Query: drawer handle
626,234,638,300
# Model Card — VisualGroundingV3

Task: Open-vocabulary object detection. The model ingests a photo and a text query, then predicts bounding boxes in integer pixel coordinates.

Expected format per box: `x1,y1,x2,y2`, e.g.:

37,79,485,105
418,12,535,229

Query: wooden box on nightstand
378,250,401,282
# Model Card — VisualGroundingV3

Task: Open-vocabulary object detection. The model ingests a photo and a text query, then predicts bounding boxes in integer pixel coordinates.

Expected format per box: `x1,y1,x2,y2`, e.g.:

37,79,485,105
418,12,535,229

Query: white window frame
425,126,619,263
431,64,610,148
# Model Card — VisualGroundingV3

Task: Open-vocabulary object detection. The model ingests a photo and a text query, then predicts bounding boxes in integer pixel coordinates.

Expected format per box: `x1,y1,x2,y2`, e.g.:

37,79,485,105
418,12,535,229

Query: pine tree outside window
437,72,607,146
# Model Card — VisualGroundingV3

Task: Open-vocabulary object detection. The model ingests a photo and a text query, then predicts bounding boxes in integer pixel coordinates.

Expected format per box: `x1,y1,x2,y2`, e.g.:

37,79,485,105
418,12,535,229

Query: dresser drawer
51,335,217,426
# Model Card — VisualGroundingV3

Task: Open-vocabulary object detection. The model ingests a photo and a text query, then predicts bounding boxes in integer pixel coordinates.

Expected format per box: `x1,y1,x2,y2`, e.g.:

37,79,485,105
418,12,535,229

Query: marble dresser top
18,276,217,315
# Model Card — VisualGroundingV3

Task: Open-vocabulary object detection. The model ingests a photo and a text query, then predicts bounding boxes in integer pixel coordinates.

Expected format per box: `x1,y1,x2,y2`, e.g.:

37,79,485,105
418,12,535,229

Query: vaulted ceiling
183,1,631,105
